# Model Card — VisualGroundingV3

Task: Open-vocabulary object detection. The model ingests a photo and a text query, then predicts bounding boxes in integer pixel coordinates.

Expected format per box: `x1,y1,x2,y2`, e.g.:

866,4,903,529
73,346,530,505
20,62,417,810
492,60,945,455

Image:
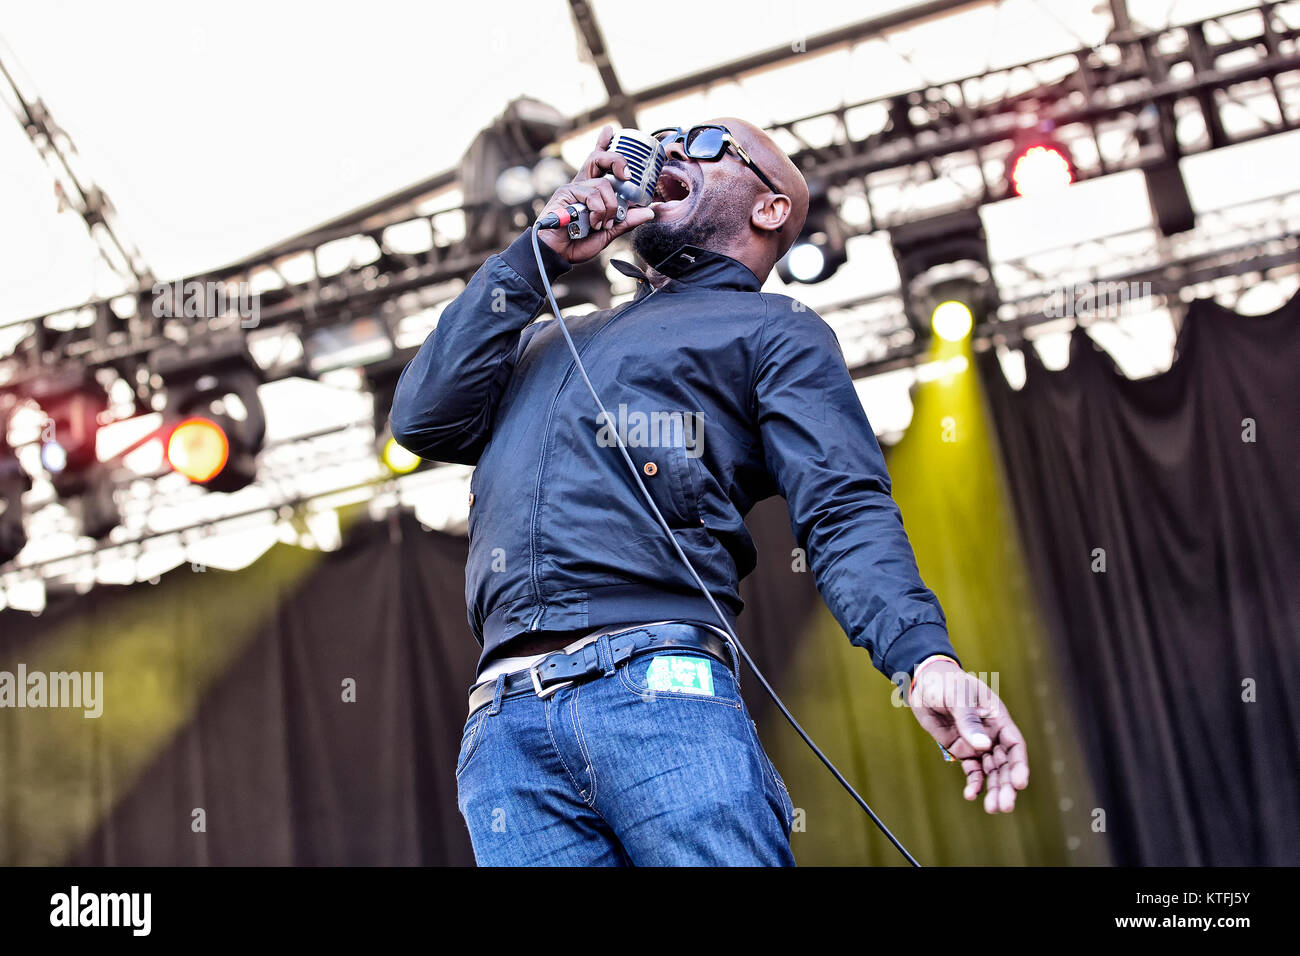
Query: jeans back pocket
617,649,741,707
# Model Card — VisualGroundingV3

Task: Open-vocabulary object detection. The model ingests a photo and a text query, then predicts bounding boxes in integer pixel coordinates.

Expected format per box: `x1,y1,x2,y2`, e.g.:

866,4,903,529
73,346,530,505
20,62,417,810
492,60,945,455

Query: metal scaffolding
2,2,1295,392
1,1,1298,586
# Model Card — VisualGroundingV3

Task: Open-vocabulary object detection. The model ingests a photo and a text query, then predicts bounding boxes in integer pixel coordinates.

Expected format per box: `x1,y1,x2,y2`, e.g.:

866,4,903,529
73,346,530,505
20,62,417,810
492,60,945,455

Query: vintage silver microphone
536,129,666,239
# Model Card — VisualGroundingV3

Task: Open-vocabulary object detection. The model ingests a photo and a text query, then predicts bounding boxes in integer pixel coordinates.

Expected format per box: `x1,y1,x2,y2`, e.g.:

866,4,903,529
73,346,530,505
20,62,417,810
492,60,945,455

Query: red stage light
1010,144,1074,197
166,417,229,483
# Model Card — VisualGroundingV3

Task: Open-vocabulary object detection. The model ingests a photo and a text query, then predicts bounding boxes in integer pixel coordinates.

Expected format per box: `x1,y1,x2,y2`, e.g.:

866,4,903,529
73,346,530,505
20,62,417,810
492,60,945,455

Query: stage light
495,156,574,210
495,165,536,207
531,156,572,197
40,439,68,474
154,338,265,493
785,243,828,283
166,417,230,483
776,183,849,285
931,300,974,342
24,376,123,537
382,437,421,475
922,278,986,346
891,210,996,347
30,379,108,488
461,97,567,251
1006,133,1075,198
367,350,434,477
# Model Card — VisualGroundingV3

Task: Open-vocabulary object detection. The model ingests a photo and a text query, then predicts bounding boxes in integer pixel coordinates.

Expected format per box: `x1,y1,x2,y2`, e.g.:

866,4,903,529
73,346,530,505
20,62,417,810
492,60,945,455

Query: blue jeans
455,629,796,866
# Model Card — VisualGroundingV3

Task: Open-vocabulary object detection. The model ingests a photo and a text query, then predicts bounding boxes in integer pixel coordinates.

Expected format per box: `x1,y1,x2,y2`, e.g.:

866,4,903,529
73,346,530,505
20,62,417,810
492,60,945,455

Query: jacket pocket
601,406,706,529
619,409,704,529
665,441,703,527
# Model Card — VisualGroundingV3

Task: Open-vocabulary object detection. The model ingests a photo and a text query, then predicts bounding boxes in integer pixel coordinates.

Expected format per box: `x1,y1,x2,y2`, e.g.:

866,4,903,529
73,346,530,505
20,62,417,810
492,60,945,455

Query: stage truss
1,0,1298,594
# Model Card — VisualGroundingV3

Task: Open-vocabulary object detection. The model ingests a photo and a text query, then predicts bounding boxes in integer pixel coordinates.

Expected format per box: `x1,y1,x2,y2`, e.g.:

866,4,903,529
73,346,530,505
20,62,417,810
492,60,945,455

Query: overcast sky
4,0,1284,321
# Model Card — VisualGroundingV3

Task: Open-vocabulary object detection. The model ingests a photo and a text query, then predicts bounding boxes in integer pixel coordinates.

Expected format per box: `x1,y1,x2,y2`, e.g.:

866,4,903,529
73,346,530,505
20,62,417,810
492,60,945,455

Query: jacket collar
610,244,762,300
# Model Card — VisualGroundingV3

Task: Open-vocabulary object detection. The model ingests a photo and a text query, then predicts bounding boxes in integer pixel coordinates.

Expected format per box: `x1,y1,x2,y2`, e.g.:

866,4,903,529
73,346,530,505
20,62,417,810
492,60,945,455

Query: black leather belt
466,621,734,718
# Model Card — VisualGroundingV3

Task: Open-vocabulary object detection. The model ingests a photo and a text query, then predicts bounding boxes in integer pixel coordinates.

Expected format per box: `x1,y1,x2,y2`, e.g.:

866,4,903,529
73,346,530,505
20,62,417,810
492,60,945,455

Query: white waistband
470,619,728,688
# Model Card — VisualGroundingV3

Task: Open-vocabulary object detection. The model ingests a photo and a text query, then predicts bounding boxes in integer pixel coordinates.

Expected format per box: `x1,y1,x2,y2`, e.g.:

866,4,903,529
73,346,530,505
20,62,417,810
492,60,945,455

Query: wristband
909,654,960,701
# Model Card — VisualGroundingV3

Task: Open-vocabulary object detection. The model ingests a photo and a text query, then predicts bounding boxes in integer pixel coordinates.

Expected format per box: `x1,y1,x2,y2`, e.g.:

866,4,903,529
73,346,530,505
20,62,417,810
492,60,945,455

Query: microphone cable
529,222,921,867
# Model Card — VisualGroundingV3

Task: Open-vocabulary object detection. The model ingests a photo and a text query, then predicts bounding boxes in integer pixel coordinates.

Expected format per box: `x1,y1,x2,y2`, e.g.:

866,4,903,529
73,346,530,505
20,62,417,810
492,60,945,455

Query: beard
632,188,751,269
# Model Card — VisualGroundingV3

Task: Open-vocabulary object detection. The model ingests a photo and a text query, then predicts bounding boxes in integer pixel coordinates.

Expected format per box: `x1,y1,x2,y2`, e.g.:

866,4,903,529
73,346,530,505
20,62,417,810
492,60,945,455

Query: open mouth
652,167,692,207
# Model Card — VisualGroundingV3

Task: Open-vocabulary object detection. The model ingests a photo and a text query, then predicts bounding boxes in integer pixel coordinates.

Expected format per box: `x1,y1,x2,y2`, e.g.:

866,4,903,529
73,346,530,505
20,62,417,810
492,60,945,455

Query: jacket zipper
527,286,660,630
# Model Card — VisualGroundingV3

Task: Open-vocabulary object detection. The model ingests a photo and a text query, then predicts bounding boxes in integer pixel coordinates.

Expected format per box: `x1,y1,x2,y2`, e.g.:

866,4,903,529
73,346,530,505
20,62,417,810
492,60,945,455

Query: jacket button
468,492,475,507
643,462,658,476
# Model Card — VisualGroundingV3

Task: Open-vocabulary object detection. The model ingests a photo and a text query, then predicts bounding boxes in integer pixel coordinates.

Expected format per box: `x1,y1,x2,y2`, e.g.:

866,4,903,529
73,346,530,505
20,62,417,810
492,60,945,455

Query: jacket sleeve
387,229,571,465
752,297,960,681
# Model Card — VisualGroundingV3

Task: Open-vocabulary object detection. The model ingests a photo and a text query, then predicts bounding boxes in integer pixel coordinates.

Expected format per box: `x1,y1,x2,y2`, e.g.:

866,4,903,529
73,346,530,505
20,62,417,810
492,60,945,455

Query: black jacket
390,229,958,679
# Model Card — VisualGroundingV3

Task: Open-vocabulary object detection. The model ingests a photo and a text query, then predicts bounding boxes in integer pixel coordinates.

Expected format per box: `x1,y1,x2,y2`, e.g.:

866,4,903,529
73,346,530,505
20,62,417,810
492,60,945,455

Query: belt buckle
529,660,572,700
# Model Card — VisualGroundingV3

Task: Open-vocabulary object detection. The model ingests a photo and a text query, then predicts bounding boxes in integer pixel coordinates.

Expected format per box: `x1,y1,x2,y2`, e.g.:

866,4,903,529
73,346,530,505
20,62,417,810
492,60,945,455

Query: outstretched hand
908,659,1030,813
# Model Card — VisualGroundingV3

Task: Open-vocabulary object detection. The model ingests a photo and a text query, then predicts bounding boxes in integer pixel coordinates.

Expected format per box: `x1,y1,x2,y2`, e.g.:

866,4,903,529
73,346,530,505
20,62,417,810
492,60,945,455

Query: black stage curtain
977,293,1300,865
0,499,814,865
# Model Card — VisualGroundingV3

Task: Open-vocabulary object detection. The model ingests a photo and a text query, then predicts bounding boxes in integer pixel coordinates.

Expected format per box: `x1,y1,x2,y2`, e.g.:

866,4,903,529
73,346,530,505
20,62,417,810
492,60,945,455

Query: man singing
390,120,1029,866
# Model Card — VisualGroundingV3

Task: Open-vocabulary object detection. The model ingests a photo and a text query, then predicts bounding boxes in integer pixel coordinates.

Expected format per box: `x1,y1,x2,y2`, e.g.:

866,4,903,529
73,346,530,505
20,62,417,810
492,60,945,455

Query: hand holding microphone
536,125,661,264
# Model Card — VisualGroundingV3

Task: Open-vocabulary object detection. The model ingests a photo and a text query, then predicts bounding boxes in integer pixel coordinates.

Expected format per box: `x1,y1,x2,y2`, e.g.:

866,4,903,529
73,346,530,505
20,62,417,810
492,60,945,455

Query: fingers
982,751,1002,813
563,177,621,231
995,746,1017,812
579,183,612,230
995,715,1030,791
586,151,630,181
588,179,619,230
981,747,1014,813
960,757,983,801
951,705,993,753
580,125,631,181
607,203,655,238
975,743,1023,813
960,718,1030,813
951,708,1025,813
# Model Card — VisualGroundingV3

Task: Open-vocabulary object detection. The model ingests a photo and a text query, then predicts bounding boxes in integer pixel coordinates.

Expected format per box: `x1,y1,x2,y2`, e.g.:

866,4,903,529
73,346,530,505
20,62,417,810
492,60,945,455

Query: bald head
631,117,810,284
709,117,810,255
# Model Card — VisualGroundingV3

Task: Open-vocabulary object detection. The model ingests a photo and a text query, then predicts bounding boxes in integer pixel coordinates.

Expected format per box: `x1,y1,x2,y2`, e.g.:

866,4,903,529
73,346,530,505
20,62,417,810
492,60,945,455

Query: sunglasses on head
652,125,782,196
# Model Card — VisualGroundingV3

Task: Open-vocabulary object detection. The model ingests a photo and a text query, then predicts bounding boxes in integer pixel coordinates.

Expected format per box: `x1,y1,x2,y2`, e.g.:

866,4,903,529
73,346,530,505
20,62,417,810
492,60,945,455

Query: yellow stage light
931,300,974,342
382,437,421,475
